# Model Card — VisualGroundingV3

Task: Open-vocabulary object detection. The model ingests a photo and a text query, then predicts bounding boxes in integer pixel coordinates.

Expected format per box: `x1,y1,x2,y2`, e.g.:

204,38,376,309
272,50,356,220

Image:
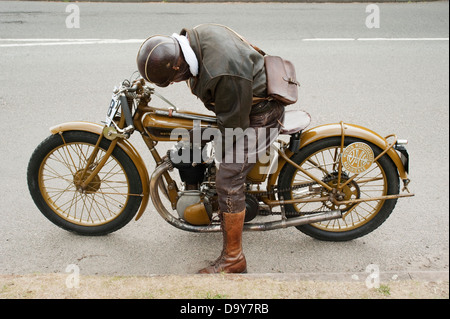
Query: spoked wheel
278,137,399,241
27,131,142,236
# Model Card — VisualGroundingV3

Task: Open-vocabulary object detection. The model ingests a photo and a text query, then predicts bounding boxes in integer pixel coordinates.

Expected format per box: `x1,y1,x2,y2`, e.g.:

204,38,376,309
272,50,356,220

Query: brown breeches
215,101,285,213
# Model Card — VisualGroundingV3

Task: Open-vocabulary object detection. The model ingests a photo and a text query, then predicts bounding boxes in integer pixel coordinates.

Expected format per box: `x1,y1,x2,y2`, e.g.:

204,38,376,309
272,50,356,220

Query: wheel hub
73,169,101,193
321,172,360,211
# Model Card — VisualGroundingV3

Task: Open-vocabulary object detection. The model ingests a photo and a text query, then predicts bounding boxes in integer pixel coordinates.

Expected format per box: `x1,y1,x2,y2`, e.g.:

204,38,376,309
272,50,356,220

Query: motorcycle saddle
280,110,311,135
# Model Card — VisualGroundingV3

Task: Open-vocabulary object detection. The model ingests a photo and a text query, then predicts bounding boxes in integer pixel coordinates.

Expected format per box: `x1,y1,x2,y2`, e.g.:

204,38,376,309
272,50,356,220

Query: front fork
69,133,118,191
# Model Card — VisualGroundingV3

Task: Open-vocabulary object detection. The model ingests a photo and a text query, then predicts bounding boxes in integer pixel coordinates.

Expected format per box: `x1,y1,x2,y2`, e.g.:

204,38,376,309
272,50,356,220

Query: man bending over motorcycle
136,24,285,274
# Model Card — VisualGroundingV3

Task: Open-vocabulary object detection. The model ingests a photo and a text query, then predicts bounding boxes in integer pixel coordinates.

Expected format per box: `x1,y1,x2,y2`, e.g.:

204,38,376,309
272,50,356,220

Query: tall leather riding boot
198,210,247,274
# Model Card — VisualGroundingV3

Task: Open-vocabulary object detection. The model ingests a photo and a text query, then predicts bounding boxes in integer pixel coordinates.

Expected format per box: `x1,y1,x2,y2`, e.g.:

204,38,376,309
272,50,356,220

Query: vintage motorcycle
27,76,414,242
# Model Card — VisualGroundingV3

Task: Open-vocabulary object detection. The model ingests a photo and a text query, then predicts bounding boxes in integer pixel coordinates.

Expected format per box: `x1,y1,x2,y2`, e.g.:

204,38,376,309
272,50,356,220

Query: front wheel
27,131,143,236
278,137,399,241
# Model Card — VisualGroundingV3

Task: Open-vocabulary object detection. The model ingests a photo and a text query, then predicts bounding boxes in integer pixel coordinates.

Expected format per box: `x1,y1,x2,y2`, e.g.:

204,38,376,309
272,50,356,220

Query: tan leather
198,210,247,274
264,55,299,105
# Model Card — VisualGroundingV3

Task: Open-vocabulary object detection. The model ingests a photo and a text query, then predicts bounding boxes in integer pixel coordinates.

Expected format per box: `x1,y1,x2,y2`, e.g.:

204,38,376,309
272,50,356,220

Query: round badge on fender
342,142,374,174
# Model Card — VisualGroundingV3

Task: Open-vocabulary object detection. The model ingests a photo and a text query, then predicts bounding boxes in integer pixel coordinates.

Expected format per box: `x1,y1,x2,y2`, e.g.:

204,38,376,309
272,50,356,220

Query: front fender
49,121,150,220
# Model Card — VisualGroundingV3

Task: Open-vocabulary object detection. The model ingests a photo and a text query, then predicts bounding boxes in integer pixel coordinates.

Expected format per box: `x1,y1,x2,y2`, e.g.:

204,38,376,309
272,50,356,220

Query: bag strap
217,24,267,56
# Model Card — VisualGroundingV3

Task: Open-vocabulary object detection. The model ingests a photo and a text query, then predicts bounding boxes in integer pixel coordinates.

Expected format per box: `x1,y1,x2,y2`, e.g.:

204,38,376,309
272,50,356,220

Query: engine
168,141,259,225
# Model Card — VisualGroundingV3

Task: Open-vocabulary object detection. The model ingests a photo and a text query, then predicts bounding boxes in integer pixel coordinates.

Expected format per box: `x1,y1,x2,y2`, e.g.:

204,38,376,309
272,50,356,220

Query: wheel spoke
289,144,388,231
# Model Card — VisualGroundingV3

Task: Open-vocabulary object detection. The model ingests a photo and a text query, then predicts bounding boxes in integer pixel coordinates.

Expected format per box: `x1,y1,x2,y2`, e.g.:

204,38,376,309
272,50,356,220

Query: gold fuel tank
142,107,218,142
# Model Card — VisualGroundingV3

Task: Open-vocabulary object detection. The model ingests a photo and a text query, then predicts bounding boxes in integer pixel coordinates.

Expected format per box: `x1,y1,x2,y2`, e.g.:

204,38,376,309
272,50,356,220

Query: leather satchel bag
223,25,300,105
264,55,300,105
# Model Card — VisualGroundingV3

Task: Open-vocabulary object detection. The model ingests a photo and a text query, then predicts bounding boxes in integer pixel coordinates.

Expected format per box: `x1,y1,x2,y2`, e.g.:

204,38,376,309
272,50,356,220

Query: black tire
27,131,142,236
278,136,399,241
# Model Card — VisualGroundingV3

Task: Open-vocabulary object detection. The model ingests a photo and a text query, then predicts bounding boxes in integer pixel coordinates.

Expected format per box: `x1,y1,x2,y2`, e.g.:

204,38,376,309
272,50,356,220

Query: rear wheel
278,137,399,241
27,131,142,235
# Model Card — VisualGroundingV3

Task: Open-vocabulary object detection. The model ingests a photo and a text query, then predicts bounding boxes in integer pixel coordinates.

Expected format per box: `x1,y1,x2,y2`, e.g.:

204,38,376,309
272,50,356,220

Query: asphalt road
0,1,448,282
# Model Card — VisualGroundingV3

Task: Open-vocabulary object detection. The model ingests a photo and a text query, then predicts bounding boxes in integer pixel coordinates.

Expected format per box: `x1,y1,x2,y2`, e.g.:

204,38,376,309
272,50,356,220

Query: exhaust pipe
150,160,342,233
243,210,342,231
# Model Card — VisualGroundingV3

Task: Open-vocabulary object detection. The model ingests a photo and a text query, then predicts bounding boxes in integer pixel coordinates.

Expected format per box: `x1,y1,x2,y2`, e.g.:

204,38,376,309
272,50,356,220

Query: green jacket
180,24,267,133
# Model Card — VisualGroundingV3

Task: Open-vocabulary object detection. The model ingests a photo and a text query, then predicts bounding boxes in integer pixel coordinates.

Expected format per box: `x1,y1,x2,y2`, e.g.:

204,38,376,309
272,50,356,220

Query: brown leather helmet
136,35,181,87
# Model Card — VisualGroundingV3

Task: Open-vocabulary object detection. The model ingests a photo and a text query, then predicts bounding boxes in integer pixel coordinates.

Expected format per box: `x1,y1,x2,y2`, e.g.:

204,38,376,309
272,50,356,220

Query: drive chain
246,174,341,217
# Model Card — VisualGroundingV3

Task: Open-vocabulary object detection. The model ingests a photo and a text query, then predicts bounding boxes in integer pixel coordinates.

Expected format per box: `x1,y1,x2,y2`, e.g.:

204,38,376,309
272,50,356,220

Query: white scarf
172,33,199,77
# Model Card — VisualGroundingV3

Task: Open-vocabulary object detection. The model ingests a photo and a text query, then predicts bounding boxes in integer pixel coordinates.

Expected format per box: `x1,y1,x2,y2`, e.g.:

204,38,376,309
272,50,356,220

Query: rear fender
268,122,408,188
49,121,150,220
